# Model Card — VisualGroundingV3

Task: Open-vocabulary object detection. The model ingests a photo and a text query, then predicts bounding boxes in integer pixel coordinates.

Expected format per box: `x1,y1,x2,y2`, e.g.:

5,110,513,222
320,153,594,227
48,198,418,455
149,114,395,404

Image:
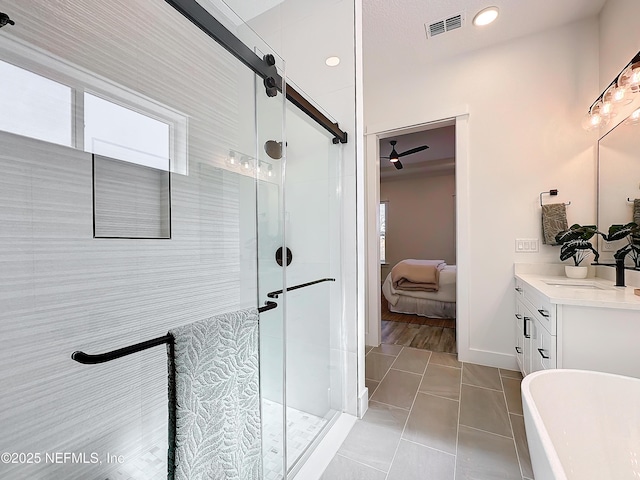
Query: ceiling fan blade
398,145,429,157
393,159,403,170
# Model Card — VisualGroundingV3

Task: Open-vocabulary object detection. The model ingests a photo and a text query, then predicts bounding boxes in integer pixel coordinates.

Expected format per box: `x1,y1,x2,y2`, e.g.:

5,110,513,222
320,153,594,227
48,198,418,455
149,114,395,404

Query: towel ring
540,190,571,207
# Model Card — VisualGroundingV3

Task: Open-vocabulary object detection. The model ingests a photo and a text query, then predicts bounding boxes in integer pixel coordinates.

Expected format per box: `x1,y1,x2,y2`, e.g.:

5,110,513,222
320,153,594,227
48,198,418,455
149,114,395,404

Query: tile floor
320,345,534,480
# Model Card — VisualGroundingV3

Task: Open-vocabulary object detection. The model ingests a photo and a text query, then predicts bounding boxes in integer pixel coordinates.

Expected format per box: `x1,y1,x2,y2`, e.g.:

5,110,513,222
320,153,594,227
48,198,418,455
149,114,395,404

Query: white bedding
382,265,456,305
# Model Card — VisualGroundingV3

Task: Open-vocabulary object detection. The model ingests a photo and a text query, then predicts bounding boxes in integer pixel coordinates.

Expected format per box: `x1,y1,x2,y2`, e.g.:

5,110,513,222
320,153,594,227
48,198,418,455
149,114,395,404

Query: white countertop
515,273,640,310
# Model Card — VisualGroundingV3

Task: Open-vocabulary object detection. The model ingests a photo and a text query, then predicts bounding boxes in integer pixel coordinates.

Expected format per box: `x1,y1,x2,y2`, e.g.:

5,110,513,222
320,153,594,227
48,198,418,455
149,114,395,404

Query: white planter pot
565,265,588,279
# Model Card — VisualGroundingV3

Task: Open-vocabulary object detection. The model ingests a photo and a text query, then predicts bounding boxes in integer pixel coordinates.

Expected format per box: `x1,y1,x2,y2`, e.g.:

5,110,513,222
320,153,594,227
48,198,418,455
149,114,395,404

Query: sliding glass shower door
254,77,345,478
282,97,344,475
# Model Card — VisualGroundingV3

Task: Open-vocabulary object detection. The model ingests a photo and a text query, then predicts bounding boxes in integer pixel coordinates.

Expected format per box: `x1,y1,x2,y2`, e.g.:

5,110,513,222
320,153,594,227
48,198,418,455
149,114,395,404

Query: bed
382,259,456,319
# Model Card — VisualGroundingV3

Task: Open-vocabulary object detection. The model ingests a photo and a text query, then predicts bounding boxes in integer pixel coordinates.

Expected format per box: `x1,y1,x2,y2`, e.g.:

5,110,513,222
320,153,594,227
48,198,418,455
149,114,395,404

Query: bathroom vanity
514,269,640,379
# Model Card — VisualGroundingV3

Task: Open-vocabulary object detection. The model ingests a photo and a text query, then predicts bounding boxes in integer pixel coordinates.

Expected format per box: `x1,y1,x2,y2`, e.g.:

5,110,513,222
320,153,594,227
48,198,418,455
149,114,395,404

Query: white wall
380,172,456,281
598,0,640,94
365,19,600,367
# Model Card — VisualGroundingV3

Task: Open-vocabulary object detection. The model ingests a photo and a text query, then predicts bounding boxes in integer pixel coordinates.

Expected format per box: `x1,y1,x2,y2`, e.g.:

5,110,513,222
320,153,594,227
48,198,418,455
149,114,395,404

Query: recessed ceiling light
473,6,499,26
325,56,340,67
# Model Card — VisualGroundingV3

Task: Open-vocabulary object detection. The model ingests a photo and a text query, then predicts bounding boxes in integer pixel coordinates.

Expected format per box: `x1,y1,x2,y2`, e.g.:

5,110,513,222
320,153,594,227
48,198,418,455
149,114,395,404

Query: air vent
428,21,445,37
425,12,465,39
446,14,463,31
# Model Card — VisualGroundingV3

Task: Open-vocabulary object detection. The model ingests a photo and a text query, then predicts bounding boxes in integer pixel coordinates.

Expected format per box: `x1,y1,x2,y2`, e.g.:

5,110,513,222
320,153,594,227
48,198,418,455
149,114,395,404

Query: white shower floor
105,400,327,480
261,399,329,480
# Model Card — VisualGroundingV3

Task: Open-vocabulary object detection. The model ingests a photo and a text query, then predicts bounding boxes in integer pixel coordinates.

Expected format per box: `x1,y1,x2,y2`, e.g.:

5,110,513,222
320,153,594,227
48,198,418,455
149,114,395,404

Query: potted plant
606,222,640,267
554,224,602,278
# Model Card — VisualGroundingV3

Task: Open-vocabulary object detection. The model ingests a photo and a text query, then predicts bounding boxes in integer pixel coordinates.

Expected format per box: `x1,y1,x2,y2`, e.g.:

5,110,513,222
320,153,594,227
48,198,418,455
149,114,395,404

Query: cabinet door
522,310,533,375
515,300,532,376
532,318,557,371
515,308,524,373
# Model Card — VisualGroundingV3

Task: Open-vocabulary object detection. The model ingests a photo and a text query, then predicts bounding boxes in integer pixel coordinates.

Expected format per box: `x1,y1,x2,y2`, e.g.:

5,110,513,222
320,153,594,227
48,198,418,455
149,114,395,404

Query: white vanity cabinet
515,279,557,375
514,274,640,379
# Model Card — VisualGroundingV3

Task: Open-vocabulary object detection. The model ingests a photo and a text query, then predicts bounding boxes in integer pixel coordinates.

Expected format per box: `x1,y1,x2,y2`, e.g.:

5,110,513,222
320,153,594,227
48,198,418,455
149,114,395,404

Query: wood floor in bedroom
381,296,456,354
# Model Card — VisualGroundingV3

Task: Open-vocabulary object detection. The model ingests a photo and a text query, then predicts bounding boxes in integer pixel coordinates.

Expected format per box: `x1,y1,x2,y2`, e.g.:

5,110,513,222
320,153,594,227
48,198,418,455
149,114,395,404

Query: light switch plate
515,238,539,252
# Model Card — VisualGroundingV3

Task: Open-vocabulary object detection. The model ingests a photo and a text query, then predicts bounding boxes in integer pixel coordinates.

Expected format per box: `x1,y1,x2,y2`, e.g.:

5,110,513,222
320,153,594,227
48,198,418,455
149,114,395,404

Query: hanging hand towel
168,307,261,480
541,203,568,245
633,199,640,226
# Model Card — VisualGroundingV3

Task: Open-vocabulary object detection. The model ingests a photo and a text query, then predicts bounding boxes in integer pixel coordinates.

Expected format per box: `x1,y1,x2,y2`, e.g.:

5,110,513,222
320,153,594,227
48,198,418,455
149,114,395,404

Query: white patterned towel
168,308,261,480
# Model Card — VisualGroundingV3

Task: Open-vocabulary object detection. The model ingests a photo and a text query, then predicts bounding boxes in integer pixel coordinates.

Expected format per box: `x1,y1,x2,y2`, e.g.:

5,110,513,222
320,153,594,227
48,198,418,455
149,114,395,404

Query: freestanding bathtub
521,369,640,480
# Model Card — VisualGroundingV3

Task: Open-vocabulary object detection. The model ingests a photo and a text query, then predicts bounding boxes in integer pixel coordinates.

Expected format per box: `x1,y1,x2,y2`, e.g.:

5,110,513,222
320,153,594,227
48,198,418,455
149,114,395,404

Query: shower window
0,40,188,174
84,93,171,171
0,59,72,147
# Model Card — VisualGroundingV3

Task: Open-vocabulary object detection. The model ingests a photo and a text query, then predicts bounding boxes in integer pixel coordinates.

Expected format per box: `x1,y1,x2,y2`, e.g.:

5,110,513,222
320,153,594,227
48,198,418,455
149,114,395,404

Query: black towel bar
267,278,335,299
71,301,278,364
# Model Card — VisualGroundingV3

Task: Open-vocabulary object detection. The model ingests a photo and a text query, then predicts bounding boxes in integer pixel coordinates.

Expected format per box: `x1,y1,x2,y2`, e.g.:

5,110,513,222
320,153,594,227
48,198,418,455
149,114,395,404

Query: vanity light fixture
583,50,640,131
473,6,499,26
227,150,275,179
325,56,340,67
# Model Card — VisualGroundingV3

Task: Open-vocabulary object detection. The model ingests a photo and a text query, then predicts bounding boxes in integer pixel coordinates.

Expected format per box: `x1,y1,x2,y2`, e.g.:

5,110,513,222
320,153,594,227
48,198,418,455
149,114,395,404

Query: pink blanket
391,259,445,292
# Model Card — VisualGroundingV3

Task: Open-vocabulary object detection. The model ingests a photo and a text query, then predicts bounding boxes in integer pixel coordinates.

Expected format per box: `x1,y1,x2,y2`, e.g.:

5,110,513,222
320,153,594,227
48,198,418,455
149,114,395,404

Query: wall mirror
597,109,640,267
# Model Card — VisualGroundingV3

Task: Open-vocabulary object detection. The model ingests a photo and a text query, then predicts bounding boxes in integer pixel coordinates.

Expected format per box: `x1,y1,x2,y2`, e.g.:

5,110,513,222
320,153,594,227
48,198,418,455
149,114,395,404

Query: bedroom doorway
365,112,470,359
378,123,457,353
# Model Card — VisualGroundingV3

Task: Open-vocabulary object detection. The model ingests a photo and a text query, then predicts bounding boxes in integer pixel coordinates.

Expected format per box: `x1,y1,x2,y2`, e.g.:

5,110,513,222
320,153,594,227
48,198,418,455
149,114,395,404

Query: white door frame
363,107,470,362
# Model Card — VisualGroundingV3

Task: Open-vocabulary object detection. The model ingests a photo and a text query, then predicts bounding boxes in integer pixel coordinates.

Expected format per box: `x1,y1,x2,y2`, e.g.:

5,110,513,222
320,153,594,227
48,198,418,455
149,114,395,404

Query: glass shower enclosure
0,0,345,479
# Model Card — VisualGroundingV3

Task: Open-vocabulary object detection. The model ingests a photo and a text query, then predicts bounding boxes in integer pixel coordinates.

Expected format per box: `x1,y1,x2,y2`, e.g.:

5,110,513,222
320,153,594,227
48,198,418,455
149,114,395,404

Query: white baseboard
458,347,519,370
292,413,358,480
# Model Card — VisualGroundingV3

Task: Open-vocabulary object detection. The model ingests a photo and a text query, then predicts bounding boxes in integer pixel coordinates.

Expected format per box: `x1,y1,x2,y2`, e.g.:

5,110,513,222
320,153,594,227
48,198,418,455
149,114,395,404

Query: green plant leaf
559,238,599,265
555,224,602,244
607,222,640,241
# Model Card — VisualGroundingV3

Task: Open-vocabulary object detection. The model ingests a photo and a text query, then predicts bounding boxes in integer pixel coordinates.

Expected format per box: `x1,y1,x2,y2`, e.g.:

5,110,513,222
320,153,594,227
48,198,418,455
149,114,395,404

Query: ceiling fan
382,140,429,170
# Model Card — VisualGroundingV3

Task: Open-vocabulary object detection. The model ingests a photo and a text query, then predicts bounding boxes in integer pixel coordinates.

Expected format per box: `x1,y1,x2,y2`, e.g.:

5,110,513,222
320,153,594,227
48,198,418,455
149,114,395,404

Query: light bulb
604,84,632,108
613,84,631,104
268,165,273,177
582,106,603,131
227,151,236,165
601,100,615,117
625,108,640,125
619,62,640,92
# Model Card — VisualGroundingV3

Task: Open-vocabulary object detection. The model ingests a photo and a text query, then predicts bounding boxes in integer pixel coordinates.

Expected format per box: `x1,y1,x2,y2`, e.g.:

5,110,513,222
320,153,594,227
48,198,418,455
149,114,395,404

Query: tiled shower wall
0,132,253,479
